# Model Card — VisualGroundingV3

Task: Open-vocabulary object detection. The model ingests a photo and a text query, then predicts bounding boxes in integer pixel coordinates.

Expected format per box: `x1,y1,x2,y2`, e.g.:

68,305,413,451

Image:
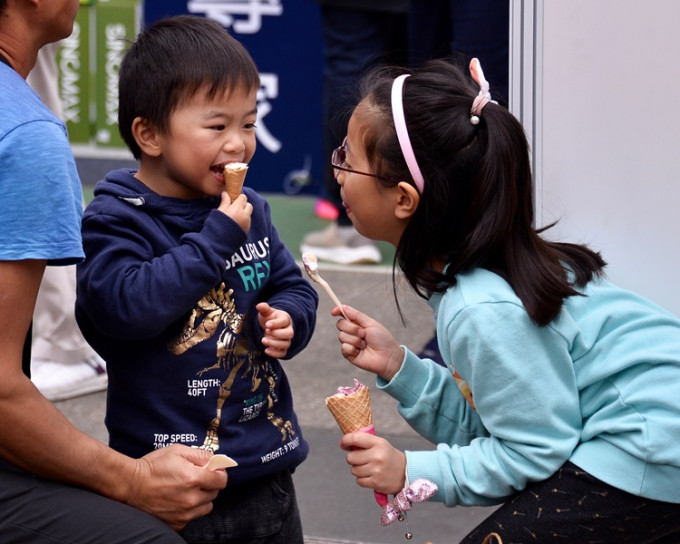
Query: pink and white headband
390,59,496,194
391,74,425,194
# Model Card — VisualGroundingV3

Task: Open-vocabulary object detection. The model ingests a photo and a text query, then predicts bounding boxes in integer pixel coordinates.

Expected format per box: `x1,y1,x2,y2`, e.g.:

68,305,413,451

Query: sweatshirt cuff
376,346,431,406
405,450,446,503
201,209,248,254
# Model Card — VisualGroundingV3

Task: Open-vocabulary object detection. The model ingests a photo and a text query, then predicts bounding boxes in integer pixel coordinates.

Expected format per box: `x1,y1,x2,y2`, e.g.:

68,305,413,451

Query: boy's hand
332,305,404,382
126,445,227,530
218,192,252,233
256,302,293,358
340,432,406,495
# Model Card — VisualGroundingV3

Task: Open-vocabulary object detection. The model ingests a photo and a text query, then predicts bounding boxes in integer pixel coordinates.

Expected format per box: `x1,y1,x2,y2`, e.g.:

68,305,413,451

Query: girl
331,58,680,542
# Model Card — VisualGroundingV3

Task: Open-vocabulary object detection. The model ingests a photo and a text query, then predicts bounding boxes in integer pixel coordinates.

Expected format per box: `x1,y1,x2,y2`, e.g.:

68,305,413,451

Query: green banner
94,0,140,148
57,5,92,144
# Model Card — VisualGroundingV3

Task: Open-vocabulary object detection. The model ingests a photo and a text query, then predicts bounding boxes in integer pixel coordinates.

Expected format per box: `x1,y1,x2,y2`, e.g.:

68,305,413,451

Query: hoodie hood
92,168,223,231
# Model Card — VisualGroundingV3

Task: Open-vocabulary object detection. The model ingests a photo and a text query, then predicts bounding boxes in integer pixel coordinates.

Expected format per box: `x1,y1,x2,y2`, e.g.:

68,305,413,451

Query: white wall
510,0,680,316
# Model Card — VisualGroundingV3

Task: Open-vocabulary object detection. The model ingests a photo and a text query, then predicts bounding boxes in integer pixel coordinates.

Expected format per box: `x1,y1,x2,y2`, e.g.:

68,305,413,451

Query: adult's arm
0,259,227,529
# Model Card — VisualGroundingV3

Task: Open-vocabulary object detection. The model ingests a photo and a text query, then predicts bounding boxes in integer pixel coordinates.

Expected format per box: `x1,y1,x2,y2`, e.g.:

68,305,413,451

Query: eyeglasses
331,138,397,183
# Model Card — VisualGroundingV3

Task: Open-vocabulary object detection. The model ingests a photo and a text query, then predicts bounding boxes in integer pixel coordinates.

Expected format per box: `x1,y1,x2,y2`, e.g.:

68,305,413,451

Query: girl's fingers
338,330,365,349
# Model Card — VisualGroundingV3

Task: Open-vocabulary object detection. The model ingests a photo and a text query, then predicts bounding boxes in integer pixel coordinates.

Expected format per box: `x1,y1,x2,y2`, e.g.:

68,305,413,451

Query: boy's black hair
356,59,605,326
118,15,260,159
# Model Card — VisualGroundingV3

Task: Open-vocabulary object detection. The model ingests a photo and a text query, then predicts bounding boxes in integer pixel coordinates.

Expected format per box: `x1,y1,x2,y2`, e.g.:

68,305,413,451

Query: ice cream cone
326,380,389,507
223,162,248,201
325,380,373,434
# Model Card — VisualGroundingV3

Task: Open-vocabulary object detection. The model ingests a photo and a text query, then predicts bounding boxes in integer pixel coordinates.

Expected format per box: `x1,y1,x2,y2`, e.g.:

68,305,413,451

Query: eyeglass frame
331,137,398,183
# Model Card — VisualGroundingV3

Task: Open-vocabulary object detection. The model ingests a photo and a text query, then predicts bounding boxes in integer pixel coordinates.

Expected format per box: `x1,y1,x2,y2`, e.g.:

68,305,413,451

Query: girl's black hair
357,59,605,326
118,15,260,159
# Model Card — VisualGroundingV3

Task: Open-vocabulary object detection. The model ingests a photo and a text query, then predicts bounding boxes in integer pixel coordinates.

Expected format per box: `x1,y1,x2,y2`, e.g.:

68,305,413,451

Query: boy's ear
131,117,161,157
394,181,420,220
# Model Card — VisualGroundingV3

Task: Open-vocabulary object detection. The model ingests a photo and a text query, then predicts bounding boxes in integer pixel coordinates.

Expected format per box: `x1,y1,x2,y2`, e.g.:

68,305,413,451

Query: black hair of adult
118,14,260,160
356,59,606,326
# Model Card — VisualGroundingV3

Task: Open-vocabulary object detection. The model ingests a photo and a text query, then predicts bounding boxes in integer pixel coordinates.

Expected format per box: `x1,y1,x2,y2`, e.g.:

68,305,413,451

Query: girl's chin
347,217,363,234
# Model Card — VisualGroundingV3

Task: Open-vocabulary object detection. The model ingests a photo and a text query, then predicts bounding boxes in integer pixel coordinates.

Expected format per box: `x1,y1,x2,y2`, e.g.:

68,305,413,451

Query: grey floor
56,266,497,544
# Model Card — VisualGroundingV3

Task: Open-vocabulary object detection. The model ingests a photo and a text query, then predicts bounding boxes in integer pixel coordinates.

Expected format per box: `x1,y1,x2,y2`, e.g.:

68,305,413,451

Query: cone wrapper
325,380,388,507
224,162,248,200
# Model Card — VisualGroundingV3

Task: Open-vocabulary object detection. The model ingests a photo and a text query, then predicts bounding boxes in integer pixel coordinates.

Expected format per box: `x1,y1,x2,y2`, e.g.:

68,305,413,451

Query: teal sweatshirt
379,268,680,506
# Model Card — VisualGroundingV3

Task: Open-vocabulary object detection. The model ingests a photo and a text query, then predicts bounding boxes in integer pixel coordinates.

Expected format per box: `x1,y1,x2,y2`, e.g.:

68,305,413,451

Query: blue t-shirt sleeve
0,119,84,264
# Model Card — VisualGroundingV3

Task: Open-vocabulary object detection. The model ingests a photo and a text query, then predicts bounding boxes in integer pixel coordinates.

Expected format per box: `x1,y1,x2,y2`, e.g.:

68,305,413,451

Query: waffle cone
224,163,248,200
325,383,373,434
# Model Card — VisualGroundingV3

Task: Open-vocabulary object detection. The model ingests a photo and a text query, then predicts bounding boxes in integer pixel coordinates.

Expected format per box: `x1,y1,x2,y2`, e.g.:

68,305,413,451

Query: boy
75,15,318,542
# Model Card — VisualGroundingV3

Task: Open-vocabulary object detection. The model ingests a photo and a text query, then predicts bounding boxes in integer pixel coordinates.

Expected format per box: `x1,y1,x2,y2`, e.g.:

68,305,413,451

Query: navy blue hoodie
76,169,318,484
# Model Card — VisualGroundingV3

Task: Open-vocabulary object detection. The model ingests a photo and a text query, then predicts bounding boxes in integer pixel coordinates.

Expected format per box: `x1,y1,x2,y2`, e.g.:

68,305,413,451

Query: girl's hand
340,432,406,495
218,192,252,233
331,305,404,382
256,302,293,359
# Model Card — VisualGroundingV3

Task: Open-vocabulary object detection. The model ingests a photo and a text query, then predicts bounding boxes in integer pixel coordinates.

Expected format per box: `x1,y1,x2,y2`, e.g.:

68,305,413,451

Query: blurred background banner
145,0,325,196
59,0,325,195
